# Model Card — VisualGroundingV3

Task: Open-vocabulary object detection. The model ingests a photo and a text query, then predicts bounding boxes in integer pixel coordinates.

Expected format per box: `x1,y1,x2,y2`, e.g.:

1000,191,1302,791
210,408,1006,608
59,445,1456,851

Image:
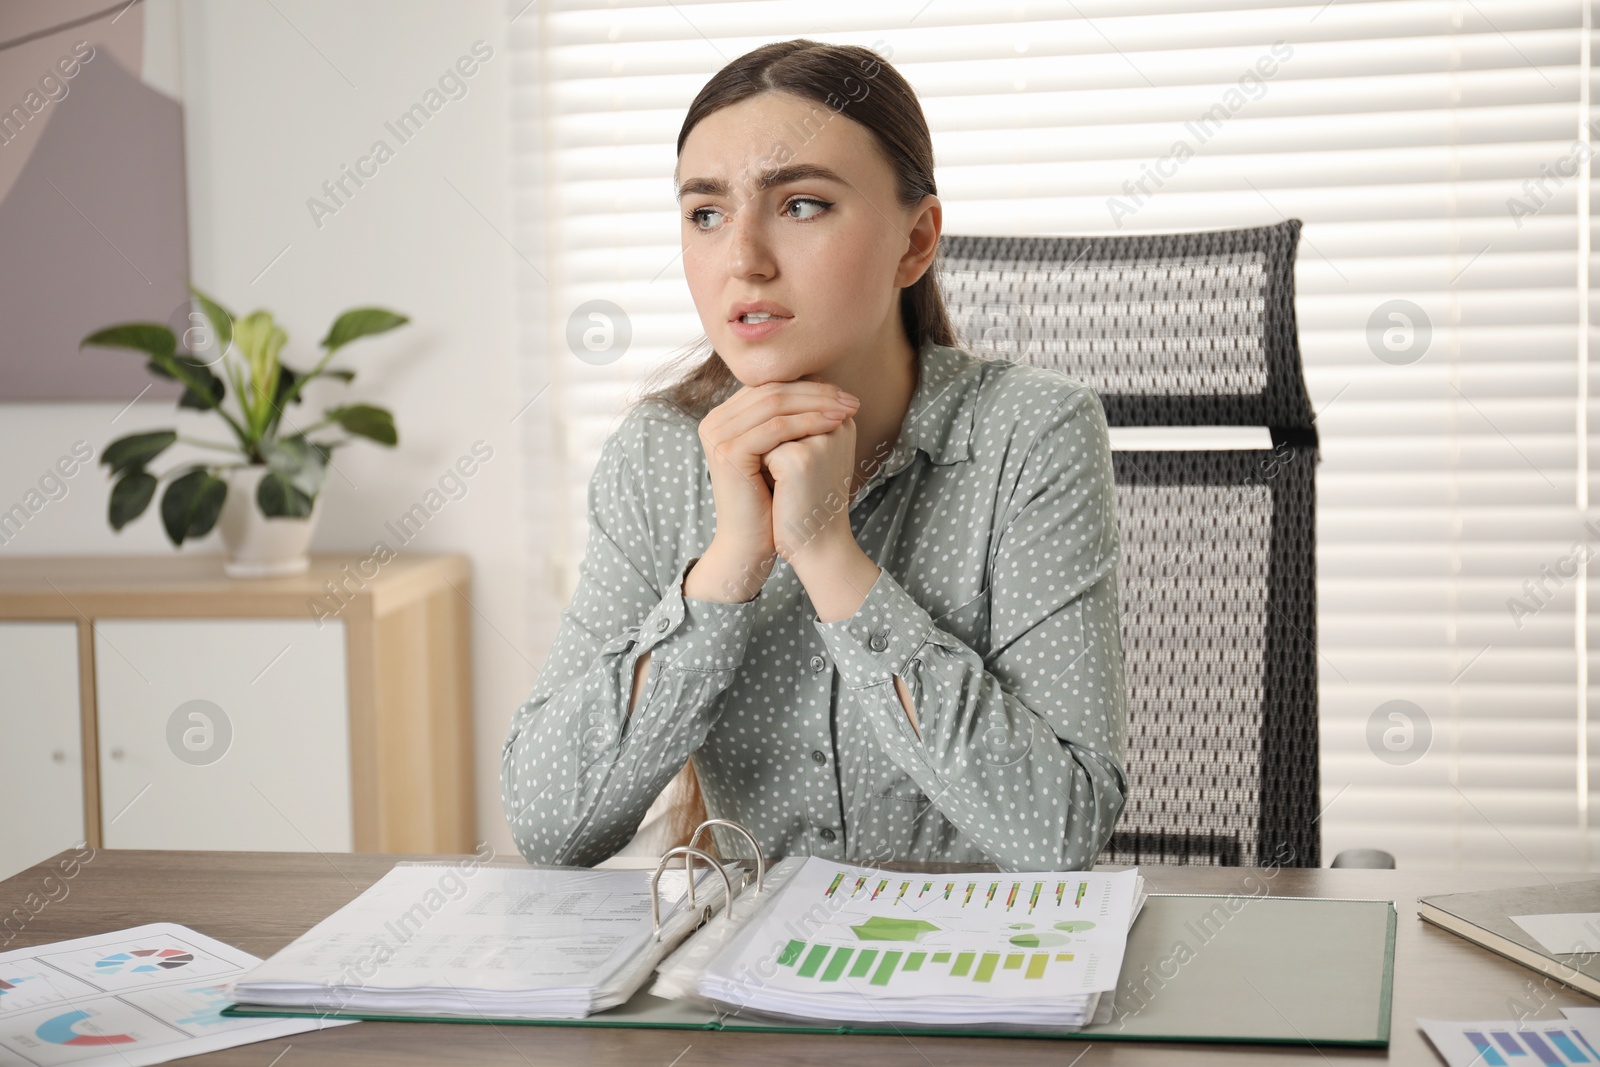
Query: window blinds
512,0,1596,871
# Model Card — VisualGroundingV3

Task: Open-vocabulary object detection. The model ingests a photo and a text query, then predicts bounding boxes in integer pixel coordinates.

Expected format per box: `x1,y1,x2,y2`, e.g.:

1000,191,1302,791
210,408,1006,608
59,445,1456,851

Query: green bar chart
774,941,1076,986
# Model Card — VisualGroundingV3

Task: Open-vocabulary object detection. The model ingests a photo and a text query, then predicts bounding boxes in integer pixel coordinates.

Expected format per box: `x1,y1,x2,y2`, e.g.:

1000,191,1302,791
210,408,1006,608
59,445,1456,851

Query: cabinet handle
52,749,66,763
110,747,125,761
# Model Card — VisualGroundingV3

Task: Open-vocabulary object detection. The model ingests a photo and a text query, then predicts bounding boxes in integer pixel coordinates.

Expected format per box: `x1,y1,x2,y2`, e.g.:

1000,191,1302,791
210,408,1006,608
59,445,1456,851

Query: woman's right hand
687,380,860,602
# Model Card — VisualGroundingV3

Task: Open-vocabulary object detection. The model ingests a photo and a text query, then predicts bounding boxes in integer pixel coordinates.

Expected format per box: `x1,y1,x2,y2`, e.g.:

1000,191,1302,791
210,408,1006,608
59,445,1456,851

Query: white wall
0,0,543,859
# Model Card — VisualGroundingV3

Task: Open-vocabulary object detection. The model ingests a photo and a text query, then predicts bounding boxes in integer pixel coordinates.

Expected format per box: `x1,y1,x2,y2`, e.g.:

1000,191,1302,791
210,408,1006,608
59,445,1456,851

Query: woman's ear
895,193,942,289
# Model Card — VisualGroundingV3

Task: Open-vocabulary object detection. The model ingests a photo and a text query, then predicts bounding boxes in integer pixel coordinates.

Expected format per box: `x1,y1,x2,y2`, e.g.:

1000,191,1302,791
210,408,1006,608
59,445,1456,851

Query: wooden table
2,849,1594,1064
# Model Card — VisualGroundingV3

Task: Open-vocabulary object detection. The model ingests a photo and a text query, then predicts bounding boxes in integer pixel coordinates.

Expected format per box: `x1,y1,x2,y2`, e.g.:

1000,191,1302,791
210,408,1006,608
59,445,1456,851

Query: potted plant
80,286,407,577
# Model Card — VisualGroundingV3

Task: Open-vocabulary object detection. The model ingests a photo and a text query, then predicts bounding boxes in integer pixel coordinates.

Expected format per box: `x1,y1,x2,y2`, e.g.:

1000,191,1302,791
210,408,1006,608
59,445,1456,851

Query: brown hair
636,38,960,424
640,38,960,852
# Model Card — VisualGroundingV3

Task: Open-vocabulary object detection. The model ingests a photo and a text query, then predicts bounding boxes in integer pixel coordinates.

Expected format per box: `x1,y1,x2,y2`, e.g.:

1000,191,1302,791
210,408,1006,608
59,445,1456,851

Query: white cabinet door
94,618,352,852
0,622,84,881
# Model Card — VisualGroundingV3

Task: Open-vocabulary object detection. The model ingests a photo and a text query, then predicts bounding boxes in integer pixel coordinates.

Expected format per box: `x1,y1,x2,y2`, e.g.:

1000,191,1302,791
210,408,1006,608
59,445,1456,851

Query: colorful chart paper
699,858,1142,1027
1420,1016,1600,1067
0,923,353,1066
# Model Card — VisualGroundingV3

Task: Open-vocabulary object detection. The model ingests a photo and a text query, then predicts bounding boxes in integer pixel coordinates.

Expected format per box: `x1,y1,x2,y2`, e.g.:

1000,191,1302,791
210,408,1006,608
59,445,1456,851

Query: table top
3,848,1595,1065
0,553,468,619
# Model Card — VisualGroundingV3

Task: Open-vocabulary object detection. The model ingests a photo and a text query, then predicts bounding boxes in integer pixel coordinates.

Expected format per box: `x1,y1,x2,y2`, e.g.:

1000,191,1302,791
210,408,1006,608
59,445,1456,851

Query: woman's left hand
764,414,858,564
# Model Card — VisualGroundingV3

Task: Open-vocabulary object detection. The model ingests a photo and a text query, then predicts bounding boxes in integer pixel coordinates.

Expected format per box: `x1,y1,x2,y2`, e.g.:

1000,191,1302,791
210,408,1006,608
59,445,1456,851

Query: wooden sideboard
0,554,474,876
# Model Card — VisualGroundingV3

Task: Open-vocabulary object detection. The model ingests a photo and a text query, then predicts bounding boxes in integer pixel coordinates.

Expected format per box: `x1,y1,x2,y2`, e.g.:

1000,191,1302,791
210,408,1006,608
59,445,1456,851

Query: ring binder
648,817,770,940
687,817,766,895
649,846,729,941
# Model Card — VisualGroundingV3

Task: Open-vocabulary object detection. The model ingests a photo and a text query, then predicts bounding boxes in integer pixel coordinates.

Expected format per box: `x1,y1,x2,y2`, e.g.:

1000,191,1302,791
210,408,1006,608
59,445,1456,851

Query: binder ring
649,845,731,941
687,818,765,896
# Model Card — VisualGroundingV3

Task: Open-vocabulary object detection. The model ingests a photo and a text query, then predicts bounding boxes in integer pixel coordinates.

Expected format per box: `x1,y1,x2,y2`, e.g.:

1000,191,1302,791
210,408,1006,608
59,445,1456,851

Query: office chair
938,220,1330,868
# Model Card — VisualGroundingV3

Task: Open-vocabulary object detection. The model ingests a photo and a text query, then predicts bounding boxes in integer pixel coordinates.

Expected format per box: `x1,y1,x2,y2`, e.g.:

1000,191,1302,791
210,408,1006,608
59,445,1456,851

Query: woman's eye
684,198,829,232
786,197,830,221
685,207,724,231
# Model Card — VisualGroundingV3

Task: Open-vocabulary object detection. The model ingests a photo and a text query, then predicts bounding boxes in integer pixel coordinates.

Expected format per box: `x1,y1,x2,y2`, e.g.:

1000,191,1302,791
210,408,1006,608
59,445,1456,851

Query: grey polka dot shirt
502,339,1128,873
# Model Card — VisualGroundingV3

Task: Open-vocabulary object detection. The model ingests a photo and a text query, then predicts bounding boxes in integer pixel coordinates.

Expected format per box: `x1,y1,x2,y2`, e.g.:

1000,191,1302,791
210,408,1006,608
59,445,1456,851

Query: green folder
224,893,1395,1046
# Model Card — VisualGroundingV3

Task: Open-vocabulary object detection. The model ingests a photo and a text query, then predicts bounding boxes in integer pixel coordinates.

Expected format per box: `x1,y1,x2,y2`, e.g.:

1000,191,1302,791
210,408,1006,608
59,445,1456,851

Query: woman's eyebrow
675,163,848,201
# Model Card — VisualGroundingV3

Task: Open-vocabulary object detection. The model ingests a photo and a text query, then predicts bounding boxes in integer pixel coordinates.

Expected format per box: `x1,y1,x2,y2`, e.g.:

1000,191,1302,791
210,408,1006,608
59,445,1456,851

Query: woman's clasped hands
685,381,863,604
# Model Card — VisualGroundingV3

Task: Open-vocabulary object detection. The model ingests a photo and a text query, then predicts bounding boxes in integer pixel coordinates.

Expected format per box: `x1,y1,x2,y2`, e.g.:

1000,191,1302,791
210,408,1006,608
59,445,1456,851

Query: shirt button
655,617,670,633
811,750,827,765
869,633,888,652
809,654,827,673
818,827,836,842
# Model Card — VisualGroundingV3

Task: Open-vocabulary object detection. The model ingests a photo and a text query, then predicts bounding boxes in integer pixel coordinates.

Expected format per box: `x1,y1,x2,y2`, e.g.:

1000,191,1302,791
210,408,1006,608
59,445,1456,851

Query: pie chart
35,1008,136,1047
95,948,194,974
1009,931,1071,948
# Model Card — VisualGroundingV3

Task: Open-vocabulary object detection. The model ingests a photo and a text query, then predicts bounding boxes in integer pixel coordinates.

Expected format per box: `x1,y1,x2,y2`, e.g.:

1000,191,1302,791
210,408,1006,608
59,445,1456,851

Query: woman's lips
729,314,791,341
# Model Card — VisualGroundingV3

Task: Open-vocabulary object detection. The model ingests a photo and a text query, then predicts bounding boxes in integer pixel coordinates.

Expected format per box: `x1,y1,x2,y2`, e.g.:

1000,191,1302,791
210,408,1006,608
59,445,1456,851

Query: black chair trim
940,220,1316,432
1109,447,1321,868
1106,830,1242,867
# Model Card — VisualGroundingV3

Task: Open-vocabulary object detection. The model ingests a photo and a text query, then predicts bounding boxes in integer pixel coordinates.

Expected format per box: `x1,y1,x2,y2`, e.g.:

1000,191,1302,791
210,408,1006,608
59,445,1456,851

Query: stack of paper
688,857,1145,1029
228,861,720,1019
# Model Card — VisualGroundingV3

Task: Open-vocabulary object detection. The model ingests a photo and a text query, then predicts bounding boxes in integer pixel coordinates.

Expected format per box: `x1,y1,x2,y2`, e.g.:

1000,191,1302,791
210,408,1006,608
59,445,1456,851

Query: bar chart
775,940,1078,987
702,860,1143,1027
746,863,1137,999
1422,1018,1600,1066
823,875,1097,916
1466,1026,1598,1066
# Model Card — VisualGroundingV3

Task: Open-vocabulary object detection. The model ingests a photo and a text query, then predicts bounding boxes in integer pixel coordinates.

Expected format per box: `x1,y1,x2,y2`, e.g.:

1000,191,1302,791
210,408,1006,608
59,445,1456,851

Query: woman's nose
726,213,775,280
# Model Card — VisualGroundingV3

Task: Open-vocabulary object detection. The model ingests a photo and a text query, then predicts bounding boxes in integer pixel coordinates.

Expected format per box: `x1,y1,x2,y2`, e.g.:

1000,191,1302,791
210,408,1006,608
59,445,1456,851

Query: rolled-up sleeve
813,386,1128,871
501,426,761,867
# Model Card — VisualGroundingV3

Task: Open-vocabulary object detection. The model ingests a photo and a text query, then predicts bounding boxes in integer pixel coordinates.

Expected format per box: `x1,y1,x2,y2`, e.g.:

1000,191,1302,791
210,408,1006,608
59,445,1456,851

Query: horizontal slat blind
513,0,1595,871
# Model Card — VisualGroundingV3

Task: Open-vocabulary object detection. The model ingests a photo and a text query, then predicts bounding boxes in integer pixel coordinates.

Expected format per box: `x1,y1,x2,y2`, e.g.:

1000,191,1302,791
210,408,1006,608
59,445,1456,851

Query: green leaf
232,310,287,433
144,354,226,411
172,356,226,410
259,434,328,499
186,285,235,354
102,431,177,476
320,308,408,353
223,360,250,423
273,364,303,410
325,404,397,446
257,471,314,518
109,471,157,530
159,468,226,546
322,368,356,383
81,323,176,358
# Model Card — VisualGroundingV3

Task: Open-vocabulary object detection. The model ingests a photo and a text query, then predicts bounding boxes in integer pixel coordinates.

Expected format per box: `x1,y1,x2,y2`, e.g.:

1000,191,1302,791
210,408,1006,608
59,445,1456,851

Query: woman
502,39,1127,872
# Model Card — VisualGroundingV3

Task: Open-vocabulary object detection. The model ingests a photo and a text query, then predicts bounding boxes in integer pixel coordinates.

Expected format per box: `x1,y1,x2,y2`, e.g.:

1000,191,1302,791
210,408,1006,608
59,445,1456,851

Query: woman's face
676,91,936,387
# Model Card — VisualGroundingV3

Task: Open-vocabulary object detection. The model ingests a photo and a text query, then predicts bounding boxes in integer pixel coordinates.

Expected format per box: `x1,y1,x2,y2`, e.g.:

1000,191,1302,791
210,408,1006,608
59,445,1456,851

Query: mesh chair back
938,221,1320,867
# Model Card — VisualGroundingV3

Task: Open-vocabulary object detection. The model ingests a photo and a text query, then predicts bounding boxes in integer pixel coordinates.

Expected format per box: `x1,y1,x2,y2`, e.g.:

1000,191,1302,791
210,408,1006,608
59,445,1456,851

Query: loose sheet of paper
1510,912,1600,955
1420,1010,1600,1067
0,923,352,1067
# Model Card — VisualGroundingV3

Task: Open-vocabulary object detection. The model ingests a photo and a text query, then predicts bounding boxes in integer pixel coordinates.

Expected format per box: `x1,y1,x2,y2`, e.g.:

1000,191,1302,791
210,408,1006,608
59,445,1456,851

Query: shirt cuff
632,556,761,671
811,567,935,689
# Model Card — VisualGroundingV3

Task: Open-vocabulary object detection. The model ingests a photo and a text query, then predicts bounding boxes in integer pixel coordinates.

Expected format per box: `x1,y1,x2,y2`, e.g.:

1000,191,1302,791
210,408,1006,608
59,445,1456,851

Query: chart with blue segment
1422,1017,1600,1066
1469,1027,1597,1066
0,922,352,1066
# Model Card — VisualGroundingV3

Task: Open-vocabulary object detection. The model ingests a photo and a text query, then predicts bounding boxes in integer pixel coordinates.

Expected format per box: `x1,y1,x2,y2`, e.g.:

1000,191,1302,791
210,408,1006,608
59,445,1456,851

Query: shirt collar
883,337,984,472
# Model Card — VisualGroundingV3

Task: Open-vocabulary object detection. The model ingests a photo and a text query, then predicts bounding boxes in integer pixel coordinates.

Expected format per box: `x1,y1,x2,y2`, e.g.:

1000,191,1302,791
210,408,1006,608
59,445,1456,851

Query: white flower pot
217,465,322,579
